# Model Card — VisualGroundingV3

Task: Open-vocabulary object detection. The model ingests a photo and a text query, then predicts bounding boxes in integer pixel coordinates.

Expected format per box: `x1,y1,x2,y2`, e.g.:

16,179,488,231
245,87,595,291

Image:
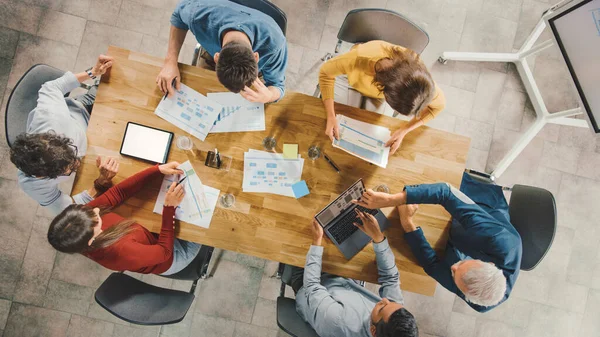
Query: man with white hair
354,182,522,312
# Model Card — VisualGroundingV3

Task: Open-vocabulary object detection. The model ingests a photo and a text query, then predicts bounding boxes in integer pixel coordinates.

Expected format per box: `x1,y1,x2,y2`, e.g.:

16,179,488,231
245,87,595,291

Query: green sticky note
283,144,298,159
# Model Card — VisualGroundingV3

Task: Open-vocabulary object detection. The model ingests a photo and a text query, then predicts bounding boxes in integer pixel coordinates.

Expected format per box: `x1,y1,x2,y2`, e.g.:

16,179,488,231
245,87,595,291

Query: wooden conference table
73,46,470,296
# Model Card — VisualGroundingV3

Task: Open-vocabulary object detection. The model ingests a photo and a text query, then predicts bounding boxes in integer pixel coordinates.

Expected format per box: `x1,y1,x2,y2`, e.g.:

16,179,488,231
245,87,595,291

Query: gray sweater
17,72,92,215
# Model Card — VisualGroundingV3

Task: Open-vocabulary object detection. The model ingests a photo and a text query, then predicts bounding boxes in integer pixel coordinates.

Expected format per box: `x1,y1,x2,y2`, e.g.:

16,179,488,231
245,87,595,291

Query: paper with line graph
153,161,220,228
154,83,223,141
333,115,391,168
207,92,265,133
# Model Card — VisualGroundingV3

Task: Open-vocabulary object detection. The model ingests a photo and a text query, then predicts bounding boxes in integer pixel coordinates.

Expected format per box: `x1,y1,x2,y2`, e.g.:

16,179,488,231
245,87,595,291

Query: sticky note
292,180,310,199
283,144,299,159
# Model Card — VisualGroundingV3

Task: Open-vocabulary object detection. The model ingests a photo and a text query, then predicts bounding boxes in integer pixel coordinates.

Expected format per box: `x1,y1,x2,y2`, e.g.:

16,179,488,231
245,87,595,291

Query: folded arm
87,165,161,209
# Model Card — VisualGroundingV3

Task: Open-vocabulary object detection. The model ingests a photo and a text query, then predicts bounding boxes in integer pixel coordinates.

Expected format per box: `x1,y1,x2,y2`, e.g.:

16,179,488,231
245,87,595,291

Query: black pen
162,77,178,101
323,153,340,173
176,175,187,186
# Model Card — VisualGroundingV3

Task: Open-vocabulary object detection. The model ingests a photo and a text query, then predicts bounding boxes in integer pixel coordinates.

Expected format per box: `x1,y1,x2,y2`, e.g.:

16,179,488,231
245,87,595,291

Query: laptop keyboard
328,206,378,244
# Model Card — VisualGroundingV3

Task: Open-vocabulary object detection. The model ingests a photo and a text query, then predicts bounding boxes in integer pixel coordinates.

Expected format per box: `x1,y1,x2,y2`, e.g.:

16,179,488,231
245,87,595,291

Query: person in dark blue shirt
157,0,288,103
355,182,522,313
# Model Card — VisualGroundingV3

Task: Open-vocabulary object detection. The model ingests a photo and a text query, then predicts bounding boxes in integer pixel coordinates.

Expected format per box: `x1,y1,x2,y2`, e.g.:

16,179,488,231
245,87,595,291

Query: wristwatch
85,67,97,80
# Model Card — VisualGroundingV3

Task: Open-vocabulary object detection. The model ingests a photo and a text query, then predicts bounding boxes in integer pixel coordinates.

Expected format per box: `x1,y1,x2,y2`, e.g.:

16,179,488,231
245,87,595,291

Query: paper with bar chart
332,115,391,168
153,161,219,228
243,150,304,197
154,83,223,141
207,92,265,133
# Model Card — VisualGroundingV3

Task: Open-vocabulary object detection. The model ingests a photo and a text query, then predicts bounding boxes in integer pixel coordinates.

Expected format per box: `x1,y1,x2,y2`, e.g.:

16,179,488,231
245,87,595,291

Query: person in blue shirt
292,211,418,337
355,182,522,313
157,0,288,103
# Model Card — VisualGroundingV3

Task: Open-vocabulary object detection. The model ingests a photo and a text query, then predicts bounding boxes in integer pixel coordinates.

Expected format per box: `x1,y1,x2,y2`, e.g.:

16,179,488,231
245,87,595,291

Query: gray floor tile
3,302,71,337
513,0,552,50
545,280,588,314
452,295,534,329
324,0,388,28
438,2,467,34
453,117,494,151
195,260,262,323
258,272,283,301
556,173,600,231
402,285,455,336
113,324,161,337
0,0,44,35
511,271,551,303
234,322,278,337
251,298,278,330
7,33,79,88
317,24,339,54
271,0,328,49
471,68,507,124
576,150,600,181
57,0,91,18
190,313,235,337
446,311,476,337
439,84,475,118
159,298,194,337
557,124,597,153
0,299,10,330
496,87,527,131
0,27,19,59
459,11,518,53
43,279,94,315
0,178,37,243
520,107,560,143
286,43,304,75
66,314,114,337
12,256,52,306
429,60,455,86
579,289,600,336
481,0,523,23
0,144,18,181
116,0,164,36
236,253,267,269
0,235,27,299
51,252,112,288
533,48,579,113
550,226,574,255
88,0,124,26
540,141,581,174
128,0,179,10
529,165,562,197
504,63,525,93
424,106,457,133
420,23,462,68
475,318,524,337
24,216,56,264
451,62,480,92
139,34,169,59
465,148,489,172
19,0,62,8
37,10,87,46
386,0,445,27
524,303,582,337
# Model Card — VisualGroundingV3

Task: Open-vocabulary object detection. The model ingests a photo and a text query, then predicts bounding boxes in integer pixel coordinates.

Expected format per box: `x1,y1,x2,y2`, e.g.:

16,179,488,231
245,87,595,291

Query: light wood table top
73,46,470,296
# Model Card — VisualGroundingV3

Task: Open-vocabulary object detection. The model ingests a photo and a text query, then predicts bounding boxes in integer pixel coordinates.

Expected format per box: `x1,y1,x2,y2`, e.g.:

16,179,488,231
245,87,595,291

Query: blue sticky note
292,180,310,199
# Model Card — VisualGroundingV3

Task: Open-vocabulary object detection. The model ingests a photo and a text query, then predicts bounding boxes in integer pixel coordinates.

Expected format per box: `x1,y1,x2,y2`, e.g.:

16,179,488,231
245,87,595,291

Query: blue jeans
161,239,202,276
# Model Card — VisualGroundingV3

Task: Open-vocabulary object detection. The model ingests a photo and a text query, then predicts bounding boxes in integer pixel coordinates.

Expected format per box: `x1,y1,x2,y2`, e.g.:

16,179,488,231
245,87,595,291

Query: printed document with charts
243,150,304,197
153,161,219,228
207,92,265,133
154,83,223,141
333,115,391,168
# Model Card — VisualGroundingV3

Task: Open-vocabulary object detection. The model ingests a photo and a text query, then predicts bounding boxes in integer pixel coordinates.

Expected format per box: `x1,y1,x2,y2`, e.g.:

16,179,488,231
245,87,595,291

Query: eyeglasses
59,144,80,177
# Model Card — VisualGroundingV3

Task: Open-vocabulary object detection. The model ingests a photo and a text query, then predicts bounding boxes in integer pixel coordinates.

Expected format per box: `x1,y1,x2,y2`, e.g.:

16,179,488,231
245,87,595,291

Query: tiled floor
0,0,598,336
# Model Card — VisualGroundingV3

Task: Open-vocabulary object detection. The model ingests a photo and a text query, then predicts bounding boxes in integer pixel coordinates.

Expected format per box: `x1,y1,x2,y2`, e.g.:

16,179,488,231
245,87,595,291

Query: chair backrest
337,8,430,54
5,64,65,147
277,297,319,337
229,0,287,36
508,184,557,271
95,273,195,325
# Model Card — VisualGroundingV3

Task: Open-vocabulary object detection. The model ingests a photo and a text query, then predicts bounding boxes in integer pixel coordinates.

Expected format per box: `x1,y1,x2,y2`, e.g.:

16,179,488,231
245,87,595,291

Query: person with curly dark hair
11,54,119,215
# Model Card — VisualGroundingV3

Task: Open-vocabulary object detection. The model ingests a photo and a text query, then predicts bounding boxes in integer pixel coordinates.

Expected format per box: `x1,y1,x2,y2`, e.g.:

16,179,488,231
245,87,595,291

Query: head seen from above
373,47,435,118
214,41,259,93
370,298,418,337
47,204,134,253
451,259,506,307
10,131,80,179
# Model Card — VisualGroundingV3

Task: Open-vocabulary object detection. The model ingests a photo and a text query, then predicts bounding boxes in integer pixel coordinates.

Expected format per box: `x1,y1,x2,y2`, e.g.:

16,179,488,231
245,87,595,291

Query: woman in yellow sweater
319,40,445,154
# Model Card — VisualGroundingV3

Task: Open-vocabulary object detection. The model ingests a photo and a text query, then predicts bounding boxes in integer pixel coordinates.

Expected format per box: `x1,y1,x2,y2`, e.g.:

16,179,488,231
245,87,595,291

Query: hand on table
325,115,340,142
96,156,119,185
353,209,385,243
240,79,273,103
385,129,407,155
156,61,181,98
398,205,419,233
164,181,185,207
310,219,324,246
91,55,114,77
159,162,184,175
353,189,400,209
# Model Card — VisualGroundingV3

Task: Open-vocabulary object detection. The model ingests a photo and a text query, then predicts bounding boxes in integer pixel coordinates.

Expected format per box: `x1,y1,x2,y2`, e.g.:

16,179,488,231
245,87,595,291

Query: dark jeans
289,266,305,294
74,85,97,113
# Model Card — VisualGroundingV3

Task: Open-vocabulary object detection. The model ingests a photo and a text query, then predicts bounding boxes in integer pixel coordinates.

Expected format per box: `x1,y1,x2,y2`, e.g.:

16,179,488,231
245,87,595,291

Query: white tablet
120,122,173,164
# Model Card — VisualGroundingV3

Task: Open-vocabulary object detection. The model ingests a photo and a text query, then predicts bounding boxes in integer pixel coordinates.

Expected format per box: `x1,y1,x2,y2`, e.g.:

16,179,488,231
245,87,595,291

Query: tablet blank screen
121,123,172,163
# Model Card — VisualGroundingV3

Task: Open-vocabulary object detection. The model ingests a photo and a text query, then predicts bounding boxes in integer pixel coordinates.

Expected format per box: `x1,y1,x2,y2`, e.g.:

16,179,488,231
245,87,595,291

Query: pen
176,175,187,185
323,153,340,173
162,77,178,101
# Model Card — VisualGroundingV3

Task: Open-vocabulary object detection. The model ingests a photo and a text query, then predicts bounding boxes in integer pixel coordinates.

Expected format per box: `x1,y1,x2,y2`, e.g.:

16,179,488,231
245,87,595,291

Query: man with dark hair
292,211,418,337
11,55,119,215
157,0,287,103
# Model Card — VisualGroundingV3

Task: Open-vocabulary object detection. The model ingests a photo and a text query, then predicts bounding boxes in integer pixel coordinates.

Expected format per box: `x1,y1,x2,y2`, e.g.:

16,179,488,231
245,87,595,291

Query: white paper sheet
243,151,304,197
332,115,391,168
207,92,265,133
153,161,220,228
154,83,223,141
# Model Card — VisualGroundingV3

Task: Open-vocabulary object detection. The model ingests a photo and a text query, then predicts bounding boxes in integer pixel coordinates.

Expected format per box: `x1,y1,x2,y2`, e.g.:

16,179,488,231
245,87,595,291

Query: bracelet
85,67,97,80
93,179,112,195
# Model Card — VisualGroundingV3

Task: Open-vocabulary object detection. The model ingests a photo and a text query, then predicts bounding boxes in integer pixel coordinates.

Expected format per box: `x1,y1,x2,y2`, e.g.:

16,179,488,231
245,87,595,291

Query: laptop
314,179,391,259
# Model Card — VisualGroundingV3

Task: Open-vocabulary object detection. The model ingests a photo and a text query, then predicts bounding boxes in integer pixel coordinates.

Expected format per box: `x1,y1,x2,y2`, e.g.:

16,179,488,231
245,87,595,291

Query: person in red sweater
47,162,202,275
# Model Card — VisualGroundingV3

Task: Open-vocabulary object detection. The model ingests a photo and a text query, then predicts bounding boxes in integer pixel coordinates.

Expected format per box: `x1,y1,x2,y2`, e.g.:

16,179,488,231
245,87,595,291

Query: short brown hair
216,41,258,93
373,47,435,117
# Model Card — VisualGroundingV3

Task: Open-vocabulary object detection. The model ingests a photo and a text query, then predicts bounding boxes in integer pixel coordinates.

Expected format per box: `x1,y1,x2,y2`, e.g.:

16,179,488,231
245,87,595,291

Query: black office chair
314,8,430,97
191,0,287,66
463,169,557,271
276,263,319,337
94,245,214,325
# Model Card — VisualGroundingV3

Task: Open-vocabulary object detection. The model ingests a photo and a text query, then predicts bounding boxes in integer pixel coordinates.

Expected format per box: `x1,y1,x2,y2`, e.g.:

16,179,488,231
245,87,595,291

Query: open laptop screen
315,179,365,226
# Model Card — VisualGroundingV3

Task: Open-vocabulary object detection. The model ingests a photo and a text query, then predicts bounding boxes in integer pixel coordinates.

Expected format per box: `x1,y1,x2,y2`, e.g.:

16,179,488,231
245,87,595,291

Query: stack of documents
153,161,219,229
208,92,265,133
154,84,223,141
333,115,391,168
243,150,304,197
